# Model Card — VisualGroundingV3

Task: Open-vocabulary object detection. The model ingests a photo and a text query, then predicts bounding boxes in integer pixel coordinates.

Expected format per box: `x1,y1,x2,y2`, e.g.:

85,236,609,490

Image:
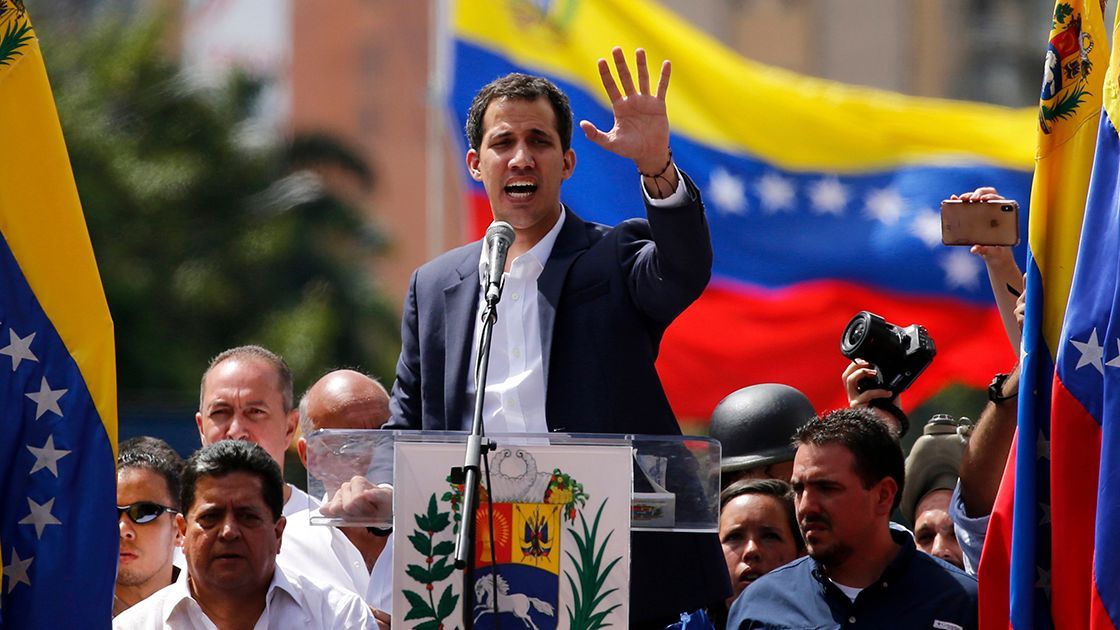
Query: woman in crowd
713,478,805,625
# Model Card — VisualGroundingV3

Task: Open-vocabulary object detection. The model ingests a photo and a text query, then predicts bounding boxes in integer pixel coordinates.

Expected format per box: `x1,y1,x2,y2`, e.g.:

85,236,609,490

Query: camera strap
869,398,910,438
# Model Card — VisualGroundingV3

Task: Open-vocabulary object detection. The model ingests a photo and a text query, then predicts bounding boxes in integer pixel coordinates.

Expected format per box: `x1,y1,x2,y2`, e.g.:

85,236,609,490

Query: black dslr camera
840,311,936,397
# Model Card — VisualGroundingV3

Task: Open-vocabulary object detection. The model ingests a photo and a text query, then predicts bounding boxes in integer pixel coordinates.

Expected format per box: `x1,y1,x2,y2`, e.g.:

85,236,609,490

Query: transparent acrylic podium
304,429,720,533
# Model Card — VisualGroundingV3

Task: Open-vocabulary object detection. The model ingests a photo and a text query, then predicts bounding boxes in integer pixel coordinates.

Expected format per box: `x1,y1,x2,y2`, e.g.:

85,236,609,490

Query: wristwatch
988,372,1017,403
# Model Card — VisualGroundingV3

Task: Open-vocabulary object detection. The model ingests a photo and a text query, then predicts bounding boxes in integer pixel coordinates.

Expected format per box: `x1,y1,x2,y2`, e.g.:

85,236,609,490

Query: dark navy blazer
386,173,731,623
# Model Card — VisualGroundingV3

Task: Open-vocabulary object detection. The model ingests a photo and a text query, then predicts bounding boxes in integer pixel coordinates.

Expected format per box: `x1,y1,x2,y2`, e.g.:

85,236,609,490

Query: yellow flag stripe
455,0,1036,171
1027,0,1108,354
0,18,117,450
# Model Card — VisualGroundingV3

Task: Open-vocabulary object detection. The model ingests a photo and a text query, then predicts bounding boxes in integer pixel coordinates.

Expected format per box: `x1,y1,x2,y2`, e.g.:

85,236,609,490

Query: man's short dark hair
720,478,805,552
118,436,185,510
200,345,293,412
180,440,285,521
793,408,906,511
465,73,574,152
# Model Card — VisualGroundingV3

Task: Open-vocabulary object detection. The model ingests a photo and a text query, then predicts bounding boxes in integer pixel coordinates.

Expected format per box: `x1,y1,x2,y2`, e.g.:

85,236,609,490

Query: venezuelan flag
978,1,1112,629
450,0,1035,421
0,6,117,626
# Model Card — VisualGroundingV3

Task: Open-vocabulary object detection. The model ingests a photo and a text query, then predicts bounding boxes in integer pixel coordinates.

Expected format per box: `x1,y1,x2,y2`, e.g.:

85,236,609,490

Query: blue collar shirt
726,528,977,630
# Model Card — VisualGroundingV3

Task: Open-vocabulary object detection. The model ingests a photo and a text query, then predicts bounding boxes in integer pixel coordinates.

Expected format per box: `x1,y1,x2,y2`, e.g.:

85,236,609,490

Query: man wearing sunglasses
114,437,184,616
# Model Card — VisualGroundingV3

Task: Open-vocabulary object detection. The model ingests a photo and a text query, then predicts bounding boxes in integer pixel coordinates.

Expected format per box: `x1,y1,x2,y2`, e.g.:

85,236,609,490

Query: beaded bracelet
638,148,675,197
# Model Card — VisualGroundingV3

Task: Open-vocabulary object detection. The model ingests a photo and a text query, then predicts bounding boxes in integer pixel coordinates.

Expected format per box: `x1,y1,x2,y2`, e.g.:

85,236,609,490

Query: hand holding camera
839,311,937,436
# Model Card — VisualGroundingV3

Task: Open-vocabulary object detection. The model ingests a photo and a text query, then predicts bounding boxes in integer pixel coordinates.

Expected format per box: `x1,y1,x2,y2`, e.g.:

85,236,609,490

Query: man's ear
874,477,899,516
194,412,207,446
176,512,187,538
466,149,483,182
275,515,286,554
296,437,308,468
561,148,576,180
285,409,298,443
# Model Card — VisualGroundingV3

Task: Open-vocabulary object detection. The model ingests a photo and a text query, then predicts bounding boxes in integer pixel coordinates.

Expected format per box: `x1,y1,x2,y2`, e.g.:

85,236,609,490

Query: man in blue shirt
727,408,977,629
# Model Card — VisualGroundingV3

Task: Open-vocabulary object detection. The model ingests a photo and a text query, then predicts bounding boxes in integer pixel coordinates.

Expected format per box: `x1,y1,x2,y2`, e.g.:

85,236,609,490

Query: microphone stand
452,295,500,629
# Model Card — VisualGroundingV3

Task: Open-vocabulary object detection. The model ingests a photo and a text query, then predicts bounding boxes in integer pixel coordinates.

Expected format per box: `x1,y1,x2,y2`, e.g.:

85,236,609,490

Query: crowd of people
110,47,1023,629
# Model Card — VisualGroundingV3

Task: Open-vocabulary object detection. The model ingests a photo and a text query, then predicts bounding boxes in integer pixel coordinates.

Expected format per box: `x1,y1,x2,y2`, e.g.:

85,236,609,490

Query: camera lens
841,311,877,358
846,320,867,346
1001,204,1013,212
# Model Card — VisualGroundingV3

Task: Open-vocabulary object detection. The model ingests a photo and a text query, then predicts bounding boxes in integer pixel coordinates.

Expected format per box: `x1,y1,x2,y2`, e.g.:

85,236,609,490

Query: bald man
282,370,393,623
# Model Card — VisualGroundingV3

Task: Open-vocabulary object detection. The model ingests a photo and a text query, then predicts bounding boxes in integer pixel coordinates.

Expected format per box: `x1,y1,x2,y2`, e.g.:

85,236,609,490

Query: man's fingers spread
612,47,637,96
656,60,671,99
596,58,622,102
636,48,650,95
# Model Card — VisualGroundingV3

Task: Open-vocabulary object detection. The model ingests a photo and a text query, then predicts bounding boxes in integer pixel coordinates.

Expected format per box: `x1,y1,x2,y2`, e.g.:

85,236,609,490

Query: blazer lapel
537,206,590,388
443,246,482,430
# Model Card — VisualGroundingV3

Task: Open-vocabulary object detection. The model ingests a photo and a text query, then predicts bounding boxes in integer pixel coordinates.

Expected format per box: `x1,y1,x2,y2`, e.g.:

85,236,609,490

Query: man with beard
726,409,977,629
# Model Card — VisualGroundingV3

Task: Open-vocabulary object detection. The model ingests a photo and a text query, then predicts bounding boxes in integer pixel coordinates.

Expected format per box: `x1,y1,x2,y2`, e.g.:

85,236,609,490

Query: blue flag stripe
0,229,116,628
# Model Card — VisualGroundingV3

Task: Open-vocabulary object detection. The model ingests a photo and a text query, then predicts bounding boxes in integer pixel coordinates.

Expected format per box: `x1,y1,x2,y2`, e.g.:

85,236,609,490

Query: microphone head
485,221,515,250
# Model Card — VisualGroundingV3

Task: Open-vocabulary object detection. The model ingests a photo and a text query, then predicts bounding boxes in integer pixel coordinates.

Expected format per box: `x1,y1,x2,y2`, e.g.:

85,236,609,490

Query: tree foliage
41,12,400,405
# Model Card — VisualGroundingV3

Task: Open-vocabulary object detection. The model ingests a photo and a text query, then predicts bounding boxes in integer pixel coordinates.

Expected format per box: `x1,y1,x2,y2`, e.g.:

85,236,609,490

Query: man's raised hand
579,47,677,195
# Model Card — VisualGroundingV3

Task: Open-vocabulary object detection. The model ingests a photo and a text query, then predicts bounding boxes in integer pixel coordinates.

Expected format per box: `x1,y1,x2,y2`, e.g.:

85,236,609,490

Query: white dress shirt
278,508,392,612
464,209,566,434
112,564,376,629
464,175,686,434
282,483,320,518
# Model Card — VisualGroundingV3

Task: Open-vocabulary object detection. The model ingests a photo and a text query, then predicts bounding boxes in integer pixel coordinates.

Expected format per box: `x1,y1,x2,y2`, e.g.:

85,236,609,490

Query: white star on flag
708,167,747,215
18,497,62,539
1037,431,1050,461
25,377,68,420
808,177,848,216
939,249,983,290
1105,338,1120,369
910,208,943,248
1070,328,1105,374
27,435,71,477
3,548,33,593
864,188,905,225
0,328,38,371
755,172,795,213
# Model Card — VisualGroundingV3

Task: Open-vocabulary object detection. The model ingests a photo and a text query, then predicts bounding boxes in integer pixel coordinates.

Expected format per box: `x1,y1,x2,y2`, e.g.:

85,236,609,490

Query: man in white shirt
195,345,317,516
283,369,393,623
332,49,731,625
114,440,376,629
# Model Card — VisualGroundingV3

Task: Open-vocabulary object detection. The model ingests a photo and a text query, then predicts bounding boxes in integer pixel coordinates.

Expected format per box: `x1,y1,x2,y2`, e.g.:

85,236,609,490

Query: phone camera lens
1001,204,1012,212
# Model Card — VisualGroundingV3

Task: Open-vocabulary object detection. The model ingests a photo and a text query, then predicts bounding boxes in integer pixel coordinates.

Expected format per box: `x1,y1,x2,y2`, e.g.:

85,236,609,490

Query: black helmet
710,384,816,473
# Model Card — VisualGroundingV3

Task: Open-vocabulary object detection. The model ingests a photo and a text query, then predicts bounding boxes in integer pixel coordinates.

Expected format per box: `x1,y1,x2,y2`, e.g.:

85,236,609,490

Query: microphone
483,221,515,306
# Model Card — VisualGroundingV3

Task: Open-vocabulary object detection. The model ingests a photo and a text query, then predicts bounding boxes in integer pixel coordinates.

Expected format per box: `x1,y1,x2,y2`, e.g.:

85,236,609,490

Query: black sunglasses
117,502,178,525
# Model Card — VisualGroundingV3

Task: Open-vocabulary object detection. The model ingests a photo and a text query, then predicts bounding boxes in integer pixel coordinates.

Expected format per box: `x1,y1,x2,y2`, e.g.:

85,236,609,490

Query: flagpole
426,0,452,259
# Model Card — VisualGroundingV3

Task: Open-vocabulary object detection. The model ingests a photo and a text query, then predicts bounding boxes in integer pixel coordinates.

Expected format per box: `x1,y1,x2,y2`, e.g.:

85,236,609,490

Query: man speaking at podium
388,47,730,625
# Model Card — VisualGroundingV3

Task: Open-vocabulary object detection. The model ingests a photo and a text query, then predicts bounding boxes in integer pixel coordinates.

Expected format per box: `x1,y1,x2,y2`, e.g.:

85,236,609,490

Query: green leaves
0,16,32,67
1040,85,1090,134
564,500,624,630
437,583,460,618
402,591,433,620
1053,2,1073,25
409,531,432,556
403,493,460,627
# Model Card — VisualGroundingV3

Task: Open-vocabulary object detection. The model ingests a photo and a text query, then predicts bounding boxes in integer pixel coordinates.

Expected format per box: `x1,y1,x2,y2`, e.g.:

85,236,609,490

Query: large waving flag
0,5,118,627
978,1,1113,629
449,0,1035,421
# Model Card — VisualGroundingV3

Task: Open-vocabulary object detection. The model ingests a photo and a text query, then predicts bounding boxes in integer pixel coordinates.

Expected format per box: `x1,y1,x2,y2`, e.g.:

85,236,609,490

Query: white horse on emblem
473,574,555,630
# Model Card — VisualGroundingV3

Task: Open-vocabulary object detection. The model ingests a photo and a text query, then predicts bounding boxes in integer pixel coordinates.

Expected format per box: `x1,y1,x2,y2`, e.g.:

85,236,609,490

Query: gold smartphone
940,199,1020,246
